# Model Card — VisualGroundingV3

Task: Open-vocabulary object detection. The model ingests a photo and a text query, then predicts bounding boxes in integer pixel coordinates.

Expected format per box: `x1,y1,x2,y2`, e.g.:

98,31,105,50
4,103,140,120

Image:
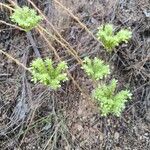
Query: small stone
77,124,83,131
99,133,104,141
114,132,119,141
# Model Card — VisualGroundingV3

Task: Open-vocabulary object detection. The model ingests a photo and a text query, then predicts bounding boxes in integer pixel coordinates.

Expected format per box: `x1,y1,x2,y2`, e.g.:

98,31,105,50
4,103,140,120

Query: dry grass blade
0,20,25,31
19,109,37,147
43,124,60,150
53,0,102,44
0,50,30,72
0,2,14,11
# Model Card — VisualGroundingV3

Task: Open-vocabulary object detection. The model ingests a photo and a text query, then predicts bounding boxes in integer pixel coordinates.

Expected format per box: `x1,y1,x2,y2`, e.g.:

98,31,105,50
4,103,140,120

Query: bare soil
0,0,150,150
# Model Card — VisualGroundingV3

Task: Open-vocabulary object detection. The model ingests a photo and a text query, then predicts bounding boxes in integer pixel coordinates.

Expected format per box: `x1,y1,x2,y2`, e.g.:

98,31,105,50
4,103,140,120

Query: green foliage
93,79,132,116
97,24,132,52
10,6,42,31
82,57,110,80
30,58,68,90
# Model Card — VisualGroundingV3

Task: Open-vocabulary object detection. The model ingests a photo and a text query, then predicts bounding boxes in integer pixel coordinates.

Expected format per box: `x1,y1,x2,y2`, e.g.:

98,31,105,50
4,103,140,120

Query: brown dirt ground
0,0,150,150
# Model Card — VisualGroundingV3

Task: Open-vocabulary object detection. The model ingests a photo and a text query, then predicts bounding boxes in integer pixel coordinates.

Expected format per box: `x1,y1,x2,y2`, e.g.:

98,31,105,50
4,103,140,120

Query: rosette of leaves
93,79,132,116
97,24,132,52
10,6,42,31
82,57,110,80
30,58,68,90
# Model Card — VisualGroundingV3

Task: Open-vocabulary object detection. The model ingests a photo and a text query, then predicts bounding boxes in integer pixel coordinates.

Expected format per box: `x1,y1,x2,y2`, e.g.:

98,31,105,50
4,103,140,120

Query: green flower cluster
97,24,132,52
93,79,132,116
30,58,68,90
82,57,110,80
10,6,42,31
